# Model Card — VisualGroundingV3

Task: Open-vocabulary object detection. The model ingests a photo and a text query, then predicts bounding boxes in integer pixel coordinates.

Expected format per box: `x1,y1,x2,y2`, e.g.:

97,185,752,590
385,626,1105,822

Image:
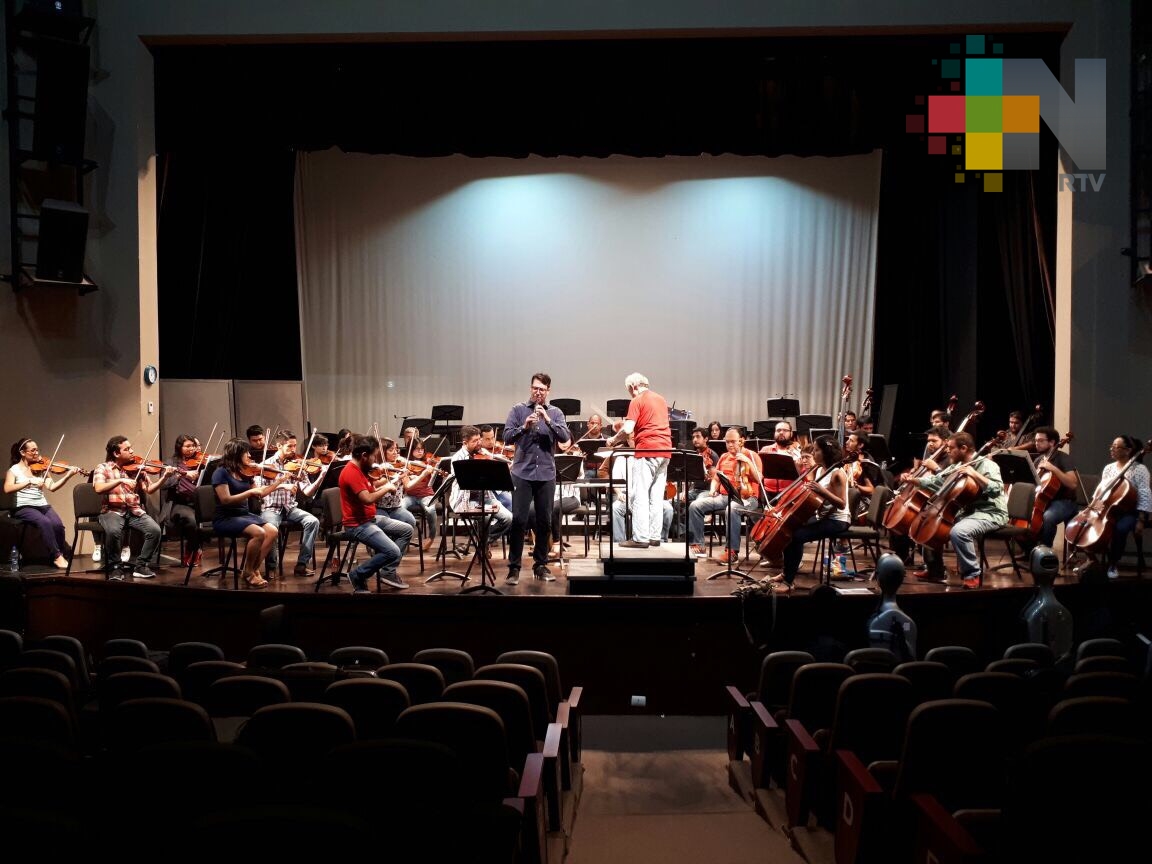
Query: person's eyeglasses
531,386,549,392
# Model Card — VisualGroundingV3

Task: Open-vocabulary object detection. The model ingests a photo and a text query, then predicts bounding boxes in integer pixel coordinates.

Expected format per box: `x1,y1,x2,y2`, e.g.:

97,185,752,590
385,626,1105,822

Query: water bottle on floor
8,545,19,573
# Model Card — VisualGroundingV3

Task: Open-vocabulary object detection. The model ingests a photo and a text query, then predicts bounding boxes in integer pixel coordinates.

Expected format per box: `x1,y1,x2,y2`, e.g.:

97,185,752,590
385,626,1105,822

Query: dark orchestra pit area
15,534,1151,716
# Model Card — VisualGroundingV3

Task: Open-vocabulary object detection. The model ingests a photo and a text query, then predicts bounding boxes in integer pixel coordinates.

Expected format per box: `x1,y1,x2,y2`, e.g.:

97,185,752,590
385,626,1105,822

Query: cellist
890,425,950,576
1028,426,1081,549
763,437,851,593
1085,435,1150,579
902,431,1007,590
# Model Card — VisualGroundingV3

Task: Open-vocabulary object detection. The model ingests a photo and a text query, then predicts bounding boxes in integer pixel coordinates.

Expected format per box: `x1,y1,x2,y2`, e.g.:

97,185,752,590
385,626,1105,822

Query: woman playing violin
373,438,419,534
1089,435,1150,579
210,437,288,589
162,434,205,564
92,436,172,580
766,436,851,593
400,439,439,550
4,438,83,568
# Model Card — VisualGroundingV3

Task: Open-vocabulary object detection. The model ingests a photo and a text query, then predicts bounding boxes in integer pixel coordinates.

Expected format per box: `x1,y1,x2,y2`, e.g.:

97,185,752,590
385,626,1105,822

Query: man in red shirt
338,435,414,592
607,372,673,548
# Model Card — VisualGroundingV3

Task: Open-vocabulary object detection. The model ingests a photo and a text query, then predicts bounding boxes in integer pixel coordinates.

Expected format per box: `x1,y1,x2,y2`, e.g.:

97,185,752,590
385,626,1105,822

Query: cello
1065,437,1152,554
749,461,823,558
882,400,984,535
1027,432,1074,535
907,452,996,549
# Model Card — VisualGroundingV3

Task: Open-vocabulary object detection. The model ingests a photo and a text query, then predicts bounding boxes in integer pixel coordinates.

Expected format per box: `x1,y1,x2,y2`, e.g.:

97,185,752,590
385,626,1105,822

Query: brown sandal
770,581,793,593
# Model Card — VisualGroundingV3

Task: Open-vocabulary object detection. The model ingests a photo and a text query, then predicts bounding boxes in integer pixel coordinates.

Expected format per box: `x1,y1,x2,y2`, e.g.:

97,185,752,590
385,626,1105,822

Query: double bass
1027,432,1074,535
882,400,984,536
1065,437,1152,553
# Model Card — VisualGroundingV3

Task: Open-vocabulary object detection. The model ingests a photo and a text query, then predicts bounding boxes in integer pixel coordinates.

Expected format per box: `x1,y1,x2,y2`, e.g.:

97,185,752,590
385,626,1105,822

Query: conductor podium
567,448,698,596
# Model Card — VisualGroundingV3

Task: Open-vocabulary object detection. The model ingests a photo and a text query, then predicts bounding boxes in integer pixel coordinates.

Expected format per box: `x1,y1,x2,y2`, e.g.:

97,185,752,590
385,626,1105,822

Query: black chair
0,628,22,672
32,635,93,696
0,491,31,562
246,643,308,670
329,645,389,670
1003,642,1056,668
977,482,1035,580
375,663,445,706
166,641,226,679
64,483,104,577
894,661,956,704
183,486,244,589
412,648,475,687
315,488,358,591
102,637,150,661
322,677,410,739
924,645,982,678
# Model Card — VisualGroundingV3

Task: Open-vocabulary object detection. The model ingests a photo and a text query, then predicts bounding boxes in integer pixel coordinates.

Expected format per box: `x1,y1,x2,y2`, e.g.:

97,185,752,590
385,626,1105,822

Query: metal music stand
423,476,468,585
422,435,451,458
797,415,833,439
605,399,630,418
865,434,893,467
708,472,754,582
431,405,464,445
450,458,513,595
399,417,435,438
550,398,581,417
809,428,838,443
669,420,696,448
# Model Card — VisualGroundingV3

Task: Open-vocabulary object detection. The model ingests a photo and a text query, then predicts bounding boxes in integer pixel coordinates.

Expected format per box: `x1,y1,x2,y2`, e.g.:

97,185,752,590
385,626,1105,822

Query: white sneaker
1107,566,1119,580
91,545,102,564
120,547,131,563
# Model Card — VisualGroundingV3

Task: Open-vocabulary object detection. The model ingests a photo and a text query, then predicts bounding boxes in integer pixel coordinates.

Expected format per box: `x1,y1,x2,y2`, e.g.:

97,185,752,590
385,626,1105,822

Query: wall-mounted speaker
35,198,88,283
32,40,90,162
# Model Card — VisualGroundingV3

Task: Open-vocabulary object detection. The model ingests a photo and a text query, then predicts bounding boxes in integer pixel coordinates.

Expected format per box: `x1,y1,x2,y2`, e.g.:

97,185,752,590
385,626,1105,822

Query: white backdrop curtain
295,150,881,438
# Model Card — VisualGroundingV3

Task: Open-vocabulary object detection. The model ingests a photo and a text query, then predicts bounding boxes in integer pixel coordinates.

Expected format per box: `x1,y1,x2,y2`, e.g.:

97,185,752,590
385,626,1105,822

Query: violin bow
44,433,66,480
297,430,320,483
137,430,163,483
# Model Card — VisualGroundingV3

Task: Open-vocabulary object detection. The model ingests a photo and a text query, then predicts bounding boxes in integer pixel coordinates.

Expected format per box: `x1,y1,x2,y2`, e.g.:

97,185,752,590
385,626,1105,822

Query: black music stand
767,398,801,419
708,472,754,582
422,435,451,458
668,451,705,552
551,398,581,417
809,428,838,444
451,458,513,595
797,414,833,439
866,434,892,467
399,417,435,438
605,399,630,418
669,420,696,448
431,405,463,444
707,440,726,460
992,451,1037,485
761,453,801,500
423,476,468,585
553,455,585,568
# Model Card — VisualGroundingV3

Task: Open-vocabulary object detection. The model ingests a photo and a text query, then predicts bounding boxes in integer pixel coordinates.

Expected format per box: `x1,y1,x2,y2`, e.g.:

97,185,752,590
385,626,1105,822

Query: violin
28,458,90,477
1028,433,1074,535
122,455,170,476
183,453,220,470
883,400,985,536
367,462,407,482
406,460,450,478
239,460,292,481
282,458,321,476
1065,436,1152,553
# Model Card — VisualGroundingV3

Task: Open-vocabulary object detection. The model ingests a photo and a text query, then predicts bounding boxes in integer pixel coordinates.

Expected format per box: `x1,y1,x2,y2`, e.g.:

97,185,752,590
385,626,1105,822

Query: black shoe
533,564,555,582
506,568,520,586
619,540,650,549
649,540,661,547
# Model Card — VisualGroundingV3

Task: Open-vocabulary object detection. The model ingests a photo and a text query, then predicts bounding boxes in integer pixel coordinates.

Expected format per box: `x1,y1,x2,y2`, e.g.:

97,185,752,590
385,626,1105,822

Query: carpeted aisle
567,718,805,864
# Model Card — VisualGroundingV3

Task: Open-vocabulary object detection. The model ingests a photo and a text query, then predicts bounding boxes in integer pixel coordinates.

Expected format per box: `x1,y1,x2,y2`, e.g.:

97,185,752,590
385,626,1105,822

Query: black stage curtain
154,33,1059,449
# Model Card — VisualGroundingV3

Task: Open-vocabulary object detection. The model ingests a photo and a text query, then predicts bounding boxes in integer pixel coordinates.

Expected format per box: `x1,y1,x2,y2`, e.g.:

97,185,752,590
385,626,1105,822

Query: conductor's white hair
624,373,649,390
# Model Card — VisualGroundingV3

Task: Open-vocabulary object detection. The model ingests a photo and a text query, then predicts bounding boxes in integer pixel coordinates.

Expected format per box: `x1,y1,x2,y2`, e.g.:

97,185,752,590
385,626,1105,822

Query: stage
10,535,1152,715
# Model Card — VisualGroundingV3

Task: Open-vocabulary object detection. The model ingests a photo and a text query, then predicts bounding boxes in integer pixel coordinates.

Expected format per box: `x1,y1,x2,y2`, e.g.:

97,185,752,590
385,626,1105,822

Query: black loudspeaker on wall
36,199,89,283
32,40,90,162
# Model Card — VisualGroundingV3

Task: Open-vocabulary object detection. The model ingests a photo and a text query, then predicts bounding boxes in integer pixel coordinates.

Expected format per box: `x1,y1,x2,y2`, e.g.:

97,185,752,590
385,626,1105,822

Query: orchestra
7,387,1142,592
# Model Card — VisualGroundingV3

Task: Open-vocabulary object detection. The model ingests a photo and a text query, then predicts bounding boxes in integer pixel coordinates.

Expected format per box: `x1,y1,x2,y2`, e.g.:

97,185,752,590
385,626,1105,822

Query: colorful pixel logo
905,35,1106,192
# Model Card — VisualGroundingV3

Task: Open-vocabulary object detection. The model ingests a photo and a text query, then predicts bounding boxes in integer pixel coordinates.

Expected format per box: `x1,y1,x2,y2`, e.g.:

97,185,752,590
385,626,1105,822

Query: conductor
606,372,673,548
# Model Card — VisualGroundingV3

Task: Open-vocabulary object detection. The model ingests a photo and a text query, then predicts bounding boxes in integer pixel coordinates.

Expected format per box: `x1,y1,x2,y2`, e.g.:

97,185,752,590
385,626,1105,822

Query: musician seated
449,425,513,548
687,428,763,564
758,421,802,496
901,431,1008,590
256,431,323,578
1088,435,1150,579
1029,426,1080,549
857,415,875,435
609,436,673,545
401,439,441,551
478,425,513,510
891,426,950,572
246,424,267,458
763,437,851,593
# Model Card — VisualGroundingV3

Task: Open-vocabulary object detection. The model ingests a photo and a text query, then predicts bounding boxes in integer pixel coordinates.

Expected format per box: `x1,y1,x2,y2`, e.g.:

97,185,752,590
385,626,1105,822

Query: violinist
338,435,414,592
706,420,724,442
255,431,323,578
372,437,419,536
245,425,267,458
1028,426,1081,549
400,439,440,550
901,431,1007,590
1000,411,1029,450
478,425,513,509
449,425,512,569
562,413,607,479
687,427,763,564
503,373,572,582
4,438,82,568
1088,436,1151,580
92,436,171,580
210,437,288,589
764,437,851,594
843,411,858,433
161,434,204,566
335,429,355,459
